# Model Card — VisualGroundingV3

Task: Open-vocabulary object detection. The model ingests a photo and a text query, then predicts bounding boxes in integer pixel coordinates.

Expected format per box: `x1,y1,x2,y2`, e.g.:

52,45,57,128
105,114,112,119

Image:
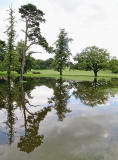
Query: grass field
24,69,118,81
1,69,118,81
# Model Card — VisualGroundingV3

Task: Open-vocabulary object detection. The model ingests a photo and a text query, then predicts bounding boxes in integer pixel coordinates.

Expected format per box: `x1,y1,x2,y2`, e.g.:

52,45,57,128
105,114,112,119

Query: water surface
0,77,118,160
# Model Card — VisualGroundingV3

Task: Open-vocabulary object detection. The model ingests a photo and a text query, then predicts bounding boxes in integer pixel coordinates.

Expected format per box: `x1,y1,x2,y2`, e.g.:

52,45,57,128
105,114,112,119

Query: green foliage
0,40,6,70
15,40,53,73
19,3,52,52
15,41,36,73
68,62,78,70
15,40,53,72
49,77,71,121
18,106,51,153
5,8,16,78
19,3,53,80
19,3,45,21
10,50,21,72
53,28,72,76
108,57,118,73
32,58,54,70
0,40,6,61
0,3,118,79
24,55,35,72
73,79,110,107
74,46,110,77
15,41,24,73
16,41,24,59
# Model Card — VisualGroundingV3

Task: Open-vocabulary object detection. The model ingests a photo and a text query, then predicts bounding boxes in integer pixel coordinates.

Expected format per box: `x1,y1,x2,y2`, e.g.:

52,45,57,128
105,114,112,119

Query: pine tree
6,7,15,79
53,29,72,76
19,4,52,80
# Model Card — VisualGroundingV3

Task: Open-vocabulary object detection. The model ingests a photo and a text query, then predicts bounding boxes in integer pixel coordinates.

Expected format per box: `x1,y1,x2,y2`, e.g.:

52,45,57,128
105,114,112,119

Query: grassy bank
24,69,118,81
1,69,118,81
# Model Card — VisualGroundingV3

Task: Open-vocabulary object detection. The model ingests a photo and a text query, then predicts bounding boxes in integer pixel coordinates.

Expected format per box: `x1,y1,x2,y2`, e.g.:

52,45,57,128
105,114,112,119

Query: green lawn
1,69,118,81
24,69,118,81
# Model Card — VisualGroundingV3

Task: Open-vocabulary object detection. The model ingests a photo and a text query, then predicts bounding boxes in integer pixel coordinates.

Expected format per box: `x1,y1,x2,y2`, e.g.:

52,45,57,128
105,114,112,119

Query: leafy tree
53,28,72,76
15,41,24,73
68,62,78,70
16,40,35,73
11,50,21,72
25,53,35,72
32,58,54,70
74,46,109,77
0,40,6,61
0,40,6,70
44,58,54,69
108,57,118,73
19,3,52,80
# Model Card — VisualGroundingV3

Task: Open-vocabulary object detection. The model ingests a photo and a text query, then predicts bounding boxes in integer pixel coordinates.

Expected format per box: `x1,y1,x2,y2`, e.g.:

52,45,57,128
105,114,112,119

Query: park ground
0,69,118,81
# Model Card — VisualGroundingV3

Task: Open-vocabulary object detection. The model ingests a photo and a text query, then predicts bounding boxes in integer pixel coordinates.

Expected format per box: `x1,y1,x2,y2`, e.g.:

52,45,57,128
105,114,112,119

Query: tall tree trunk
93,77,97,89
60,69,62,77
20,52,26,80
94,70,97,77
21,82,27,135
8,68,11,80
20,20,28,81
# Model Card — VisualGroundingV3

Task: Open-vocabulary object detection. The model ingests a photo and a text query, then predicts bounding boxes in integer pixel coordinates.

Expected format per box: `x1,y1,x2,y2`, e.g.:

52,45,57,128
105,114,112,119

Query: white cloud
28,86,53,106
0,0,118,60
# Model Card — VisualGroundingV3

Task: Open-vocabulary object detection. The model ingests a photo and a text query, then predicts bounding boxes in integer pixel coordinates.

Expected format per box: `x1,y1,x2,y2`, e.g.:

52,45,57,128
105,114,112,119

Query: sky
0,0,118,60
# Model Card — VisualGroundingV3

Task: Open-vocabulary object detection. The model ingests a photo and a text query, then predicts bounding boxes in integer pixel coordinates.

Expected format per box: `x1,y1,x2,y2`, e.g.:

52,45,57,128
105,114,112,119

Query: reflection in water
6,79,15,144
72,78,113,107
0,79,16,144
18,106,51,153
49,77,71,121
17,82,52,153
0,77,72,153
0,77,118,159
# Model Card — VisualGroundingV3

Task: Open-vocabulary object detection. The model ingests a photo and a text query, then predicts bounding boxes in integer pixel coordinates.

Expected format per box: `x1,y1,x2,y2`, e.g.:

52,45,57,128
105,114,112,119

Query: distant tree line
0,3,118,79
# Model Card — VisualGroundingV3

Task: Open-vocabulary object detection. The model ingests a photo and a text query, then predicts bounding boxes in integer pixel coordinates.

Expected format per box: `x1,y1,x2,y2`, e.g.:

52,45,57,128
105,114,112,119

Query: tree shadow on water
49,77,71,121
17,82,51,153
72,78,112,107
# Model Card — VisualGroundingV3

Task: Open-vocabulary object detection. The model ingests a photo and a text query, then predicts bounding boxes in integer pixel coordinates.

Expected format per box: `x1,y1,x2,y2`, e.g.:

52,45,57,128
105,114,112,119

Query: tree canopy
5,8,15,79
53,28,73,76
19,3,52,80
0,40,6,70
108,57,118,73
74,46,110,77
0,3,117,78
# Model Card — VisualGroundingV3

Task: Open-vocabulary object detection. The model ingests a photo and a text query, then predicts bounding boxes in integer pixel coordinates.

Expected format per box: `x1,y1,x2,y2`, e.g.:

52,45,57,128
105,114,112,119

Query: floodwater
0,77,118,160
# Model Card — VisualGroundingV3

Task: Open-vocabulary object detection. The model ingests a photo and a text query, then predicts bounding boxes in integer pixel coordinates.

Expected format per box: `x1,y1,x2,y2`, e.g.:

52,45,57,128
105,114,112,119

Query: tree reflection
17,77,71,153
6,79,15,144
49,77,71,121
0,79,16,144
1,77,118,154
17,107,51,153
17,82,51,153
72,78,111,107
0,78,52,150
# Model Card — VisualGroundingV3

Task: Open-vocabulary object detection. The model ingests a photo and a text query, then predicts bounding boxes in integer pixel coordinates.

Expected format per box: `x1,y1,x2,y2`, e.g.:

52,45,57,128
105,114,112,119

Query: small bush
32,71,41,74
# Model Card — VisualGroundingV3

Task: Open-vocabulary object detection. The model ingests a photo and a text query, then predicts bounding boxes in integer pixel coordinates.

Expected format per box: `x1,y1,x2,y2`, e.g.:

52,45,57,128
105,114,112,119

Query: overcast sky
0,0,118,60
